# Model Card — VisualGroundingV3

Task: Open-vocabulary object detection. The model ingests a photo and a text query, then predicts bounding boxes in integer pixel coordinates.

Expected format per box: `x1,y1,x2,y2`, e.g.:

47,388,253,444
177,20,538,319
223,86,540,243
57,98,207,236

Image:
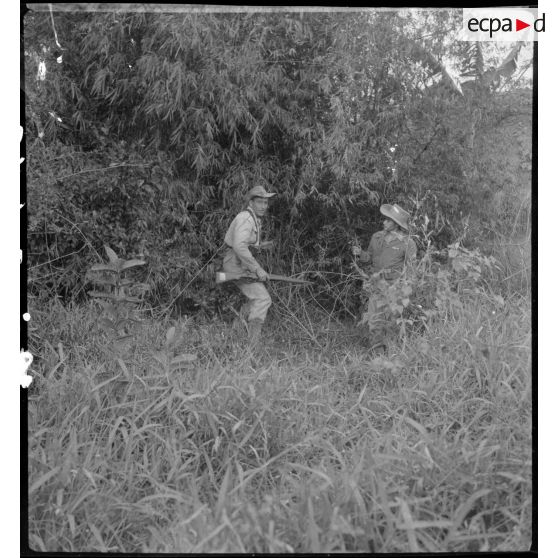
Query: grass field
27,281,532,553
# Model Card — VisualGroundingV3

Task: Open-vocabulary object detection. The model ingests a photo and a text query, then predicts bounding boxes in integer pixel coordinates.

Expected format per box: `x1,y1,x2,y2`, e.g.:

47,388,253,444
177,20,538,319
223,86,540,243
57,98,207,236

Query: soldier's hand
351,261,369,279
351,245,362,257
258,240,274,250
256,268,269,281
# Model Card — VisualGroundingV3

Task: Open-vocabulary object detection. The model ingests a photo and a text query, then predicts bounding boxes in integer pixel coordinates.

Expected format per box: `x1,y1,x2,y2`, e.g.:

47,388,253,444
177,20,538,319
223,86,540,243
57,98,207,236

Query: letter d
534,13,545,32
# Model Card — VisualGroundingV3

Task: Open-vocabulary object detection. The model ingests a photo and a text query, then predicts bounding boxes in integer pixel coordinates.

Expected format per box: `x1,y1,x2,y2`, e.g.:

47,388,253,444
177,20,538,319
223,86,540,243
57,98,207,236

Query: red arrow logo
516,19,530,31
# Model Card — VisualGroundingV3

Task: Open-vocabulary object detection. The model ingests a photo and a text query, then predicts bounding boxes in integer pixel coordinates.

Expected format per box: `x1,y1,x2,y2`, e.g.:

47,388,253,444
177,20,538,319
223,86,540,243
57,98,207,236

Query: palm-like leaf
104,245,120,263
481,42,524,87
417,40,525,95
459,41,484,81
407,39,464,96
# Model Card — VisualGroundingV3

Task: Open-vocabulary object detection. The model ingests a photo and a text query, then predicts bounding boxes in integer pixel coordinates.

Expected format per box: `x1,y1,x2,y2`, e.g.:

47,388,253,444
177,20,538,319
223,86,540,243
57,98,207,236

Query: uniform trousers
223,249,272,322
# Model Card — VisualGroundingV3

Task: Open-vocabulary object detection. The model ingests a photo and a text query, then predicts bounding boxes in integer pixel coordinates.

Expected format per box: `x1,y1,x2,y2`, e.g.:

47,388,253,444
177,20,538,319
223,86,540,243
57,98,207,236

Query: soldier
223,185,276,346
352,203,417,345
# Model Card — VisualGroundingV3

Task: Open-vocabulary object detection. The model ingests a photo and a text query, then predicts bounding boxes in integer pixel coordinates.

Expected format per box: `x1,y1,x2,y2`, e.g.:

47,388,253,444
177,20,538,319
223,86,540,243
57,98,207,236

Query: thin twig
501,265,531,282
29,245,88,269
49,3,63,49
54,211,103,261
56,163,150,181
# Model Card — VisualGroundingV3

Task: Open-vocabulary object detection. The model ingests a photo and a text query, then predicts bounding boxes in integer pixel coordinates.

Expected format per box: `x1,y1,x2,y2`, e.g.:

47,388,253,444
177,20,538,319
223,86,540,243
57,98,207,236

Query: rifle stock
215,271,311,285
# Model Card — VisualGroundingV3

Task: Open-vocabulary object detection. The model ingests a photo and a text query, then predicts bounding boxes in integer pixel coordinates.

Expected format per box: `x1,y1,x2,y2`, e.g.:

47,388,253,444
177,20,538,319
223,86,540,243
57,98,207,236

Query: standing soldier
223,185,276,346
352,203,417,346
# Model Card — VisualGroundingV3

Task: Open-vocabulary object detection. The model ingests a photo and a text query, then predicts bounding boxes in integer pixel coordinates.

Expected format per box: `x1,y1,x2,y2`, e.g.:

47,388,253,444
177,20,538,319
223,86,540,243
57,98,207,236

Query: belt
372,268,400,280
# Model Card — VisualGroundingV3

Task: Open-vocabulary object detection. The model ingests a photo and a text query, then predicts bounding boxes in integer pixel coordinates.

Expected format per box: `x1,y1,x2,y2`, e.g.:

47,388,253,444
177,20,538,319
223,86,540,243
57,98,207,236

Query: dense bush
24,8,532,312
359,243,504,338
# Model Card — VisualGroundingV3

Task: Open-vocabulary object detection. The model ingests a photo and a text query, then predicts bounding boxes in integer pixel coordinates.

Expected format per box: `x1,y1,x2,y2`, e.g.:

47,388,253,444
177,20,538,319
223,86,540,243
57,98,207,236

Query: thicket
24,8,532,315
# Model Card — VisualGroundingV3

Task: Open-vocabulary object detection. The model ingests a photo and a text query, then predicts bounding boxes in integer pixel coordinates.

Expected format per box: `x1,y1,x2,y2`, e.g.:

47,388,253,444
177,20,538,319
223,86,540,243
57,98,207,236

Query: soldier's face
383,219,397,232
249,197,269,217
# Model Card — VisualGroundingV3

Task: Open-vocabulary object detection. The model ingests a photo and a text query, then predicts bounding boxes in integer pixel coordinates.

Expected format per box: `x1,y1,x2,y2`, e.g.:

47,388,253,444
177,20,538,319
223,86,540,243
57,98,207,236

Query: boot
247,319,264,348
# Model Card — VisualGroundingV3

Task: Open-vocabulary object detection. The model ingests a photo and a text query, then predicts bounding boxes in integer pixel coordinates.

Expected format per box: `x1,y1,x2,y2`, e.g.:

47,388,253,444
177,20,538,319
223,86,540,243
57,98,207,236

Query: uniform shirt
360,230,417,274
224,208,263,274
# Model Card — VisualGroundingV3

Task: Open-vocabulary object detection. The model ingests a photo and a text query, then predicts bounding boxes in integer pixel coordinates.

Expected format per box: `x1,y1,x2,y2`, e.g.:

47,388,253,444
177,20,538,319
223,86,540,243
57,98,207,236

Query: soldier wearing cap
352,204,417,344
223,185,276,345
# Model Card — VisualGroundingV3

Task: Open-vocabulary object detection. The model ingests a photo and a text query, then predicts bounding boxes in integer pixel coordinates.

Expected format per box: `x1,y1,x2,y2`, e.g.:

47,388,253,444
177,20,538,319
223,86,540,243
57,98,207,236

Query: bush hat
246,185,277,202
380,203,411,231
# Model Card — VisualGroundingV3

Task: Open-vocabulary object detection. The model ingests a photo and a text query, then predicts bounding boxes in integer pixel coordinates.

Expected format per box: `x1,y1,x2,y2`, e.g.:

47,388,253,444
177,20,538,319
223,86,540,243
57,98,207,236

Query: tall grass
27,279,531,552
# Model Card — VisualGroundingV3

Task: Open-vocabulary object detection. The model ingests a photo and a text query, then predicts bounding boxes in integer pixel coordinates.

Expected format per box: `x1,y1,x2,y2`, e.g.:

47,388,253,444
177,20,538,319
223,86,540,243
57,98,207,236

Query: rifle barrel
267,273,311,284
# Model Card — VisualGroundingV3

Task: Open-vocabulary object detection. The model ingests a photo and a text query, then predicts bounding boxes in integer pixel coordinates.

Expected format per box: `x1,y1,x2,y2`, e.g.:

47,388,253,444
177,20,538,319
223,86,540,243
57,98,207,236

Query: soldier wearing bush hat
379,203,411,232
223,184,276,346
352,203,417,346
352,203,416,276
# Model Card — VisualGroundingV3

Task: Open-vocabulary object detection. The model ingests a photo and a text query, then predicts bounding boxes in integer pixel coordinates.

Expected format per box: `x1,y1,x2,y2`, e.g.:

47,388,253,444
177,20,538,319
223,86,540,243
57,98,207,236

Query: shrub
86,245,148,354
359,242,502,338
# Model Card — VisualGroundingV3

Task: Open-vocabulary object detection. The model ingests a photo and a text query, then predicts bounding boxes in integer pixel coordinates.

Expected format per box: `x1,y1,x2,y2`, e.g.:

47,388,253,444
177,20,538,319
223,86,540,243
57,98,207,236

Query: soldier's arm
405,238,417,263
359,236,375,263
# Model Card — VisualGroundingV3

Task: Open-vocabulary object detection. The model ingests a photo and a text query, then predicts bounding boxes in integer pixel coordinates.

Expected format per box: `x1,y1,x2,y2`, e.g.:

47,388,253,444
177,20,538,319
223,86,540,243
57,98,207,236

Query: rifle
215,271,312,285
